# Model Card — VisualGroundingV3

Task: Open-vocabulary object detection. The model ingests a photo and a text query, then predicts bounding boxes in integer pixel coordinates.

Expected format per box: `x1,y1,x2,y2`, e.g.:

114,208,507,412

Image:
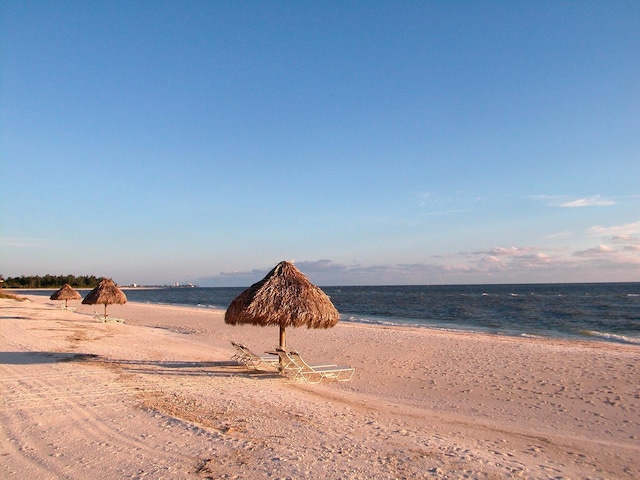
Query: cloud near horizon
196,240,640,286
177,219,640,286
573,245,615,257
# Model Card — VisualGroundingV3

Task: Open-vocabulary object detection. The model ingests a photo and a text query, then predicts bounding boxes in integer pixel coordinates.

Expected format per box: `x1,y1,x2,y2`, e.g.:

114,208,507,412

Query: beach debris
82,278,127,319
50,283,81,309
225,260,339,349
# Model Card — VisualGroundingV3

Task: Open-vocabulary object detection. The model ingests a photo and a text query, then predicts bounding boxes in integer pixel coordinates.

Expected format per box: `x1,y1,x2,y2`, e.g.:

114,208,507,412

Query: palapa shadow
0,351,281,379
0,351,89,365
69,354,282,379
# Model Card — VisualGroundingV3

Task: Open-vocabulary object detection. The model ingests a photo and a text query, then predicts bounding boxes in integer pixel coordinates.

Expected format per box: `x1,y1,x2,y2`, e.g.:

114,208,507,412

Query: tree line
0,274,106,289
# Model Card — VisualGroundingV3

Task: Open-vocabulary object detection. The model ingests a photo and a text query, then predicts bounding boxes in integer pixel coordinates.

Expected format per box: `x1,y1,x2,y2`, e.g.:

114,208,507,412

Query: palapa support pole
279,325,286,350
279,325,286,368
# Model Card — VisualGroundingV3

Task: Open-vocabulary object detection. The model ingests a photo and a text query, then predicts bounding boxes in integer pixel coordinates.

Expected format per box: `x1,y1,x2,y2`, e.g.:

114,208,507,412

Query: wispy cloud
588,220,640,237
573,245,615,257
529,194,563,203
0,237,42,248
470,246,540,256
415,190,483,215
219,267,270,277
559,195,615,207
416,191,431,207
612,235,640,243
543,231,572,240
530,194,616,208
417,208,476,217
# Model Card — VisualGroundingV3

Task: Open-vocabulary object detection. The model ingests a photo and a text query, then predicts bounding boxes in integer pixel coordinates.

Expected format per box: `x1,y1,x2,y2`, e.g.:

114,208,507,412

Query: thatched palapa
50,283,81,308
82,279,127,317
225,261,339,349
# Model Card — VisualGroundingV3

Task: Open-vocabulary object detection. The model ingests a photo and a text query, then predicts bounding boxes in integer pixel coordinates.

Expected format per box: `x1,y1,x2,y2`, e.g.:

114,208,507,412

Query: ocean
23,283,640,345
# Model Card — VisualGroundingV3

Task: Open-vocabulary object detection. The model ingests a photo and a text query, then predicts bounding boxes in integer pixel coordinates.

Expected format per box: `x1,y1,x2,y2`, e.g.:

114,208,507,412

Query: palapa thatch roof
50,283,81,301
225,261,339,330
82,279,127,315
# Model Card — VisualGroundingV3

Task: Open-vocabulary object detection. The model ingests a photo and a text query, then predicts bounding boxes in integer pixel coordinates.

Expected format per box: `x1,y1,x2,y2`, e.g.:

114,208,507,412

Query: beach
1,295,639,479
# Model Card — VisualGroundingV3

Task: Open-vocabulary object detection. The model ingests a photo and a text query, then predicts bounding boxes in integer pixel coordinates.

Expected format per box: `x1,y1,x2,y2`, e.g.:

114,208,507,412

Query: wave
580,330,640,345
343,315,505,336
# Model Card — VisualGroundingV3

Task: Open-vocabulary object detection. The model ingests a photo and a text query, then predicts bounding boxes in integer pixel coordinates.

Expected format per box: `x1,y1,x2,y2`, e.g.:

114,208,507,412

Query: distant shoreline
4,280,640,290
4,286,167,291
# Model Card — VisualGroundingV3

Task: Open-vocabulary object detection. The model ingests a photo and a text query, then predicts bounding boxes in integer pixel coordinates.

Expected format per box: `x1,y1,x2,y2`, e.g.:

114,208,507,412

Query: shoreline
2,295,639,478
61,296,640,349
9,288,640,347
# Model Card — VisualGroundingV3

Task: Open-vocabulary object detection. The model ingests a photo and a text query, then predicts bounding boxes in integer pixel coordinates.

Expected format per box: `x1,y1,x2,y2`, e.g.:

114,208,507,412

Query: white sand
1,294,639,479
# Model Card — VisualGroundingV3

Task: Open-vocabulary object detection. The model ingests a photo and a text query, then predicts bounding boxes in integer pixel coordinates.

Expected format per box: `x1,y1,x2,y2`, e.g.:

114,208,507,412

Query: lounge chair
230,341,279,371
272,348,303,377
274,347,355,384
93,312,125,323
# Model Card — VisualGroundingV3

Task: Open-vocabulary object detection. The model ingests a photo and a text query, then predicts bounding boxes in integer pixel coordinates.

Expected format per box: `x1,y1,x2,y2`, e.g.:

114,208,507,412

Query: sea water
23,283,640,345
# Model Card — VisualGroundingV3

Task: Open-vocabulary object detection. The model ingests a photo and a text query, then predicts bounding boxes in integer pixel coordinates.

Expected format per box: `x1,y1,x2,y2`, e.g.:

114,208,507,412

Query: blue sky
1,1,639,287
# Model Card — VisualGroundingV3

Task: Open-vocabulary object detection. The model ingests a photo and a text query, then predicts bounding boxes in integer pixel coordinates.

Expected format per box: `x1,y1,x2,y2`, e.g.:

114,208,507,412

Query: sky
1,1,639,287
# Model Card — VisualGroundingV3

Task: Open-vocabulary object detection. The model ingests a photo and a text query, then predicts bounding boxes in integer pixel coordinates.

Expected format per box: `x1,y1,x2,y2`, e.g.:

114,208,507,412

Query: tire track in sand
0,354,221,479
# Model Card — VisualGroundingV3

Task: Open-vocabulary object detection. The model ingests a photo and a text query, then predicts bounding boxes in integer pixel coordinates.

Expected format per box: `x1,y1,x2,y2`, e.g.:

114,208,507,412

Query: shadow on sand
0,350,280,379
0,351,88,365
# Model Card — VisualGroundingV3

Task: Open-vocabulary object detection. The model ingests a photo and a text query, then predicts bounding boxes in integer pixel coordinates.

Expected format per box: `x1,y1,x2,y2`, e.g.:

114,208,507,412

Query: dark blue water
20,283,640,345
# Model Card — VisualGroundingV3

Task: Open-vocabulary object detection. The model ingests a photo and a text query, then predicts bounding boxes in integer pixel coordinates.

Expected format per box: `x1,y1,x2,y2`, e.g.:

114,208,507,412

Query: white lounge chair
272,348,303,377
230,341,279,371
93,312,125,323
274,347,355,384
